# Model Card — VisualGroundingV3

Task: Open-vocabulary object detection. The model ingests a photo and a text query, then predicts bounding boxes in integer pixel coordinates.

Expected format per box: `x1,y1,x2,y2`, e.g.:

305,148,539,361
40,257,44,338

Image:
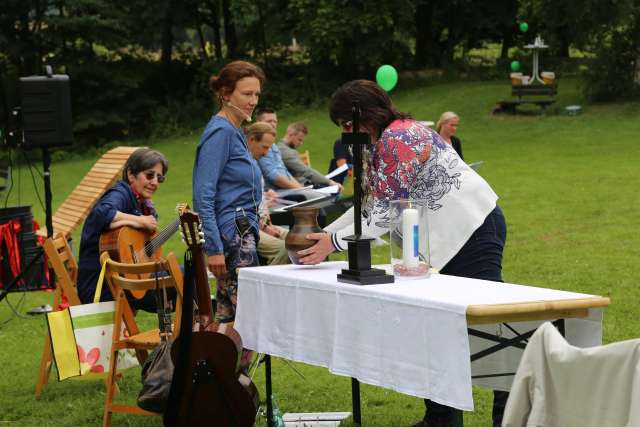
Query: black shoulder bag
137,262,174,413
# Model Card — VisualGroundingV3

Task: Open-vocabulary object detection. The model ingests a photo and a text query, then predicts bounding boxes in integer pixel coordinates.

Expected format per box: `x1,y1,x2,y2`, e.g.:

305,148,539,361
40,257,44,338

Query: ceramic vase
285,207,323,264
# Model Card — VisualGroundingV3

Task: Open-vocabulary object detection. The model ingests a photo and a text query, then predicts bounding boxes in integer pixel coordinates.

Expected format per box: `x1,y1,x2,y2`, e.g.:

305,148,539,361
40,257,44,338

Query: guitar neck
193,249,215,328
178,209,215,329
143,218,180,257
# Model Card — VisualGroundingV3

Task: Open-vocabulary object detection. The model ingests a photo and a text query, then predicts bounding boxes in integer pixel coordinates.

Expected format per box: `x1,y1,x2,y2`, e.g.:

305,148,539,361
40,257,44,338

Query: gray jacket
278,140,333,187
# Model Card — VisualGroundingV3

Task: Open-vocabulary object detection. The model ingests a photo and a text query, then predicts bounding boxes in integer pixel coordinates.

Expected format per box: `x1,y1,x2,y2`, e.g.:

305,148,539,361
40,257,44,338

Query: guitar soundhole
128,244,138,263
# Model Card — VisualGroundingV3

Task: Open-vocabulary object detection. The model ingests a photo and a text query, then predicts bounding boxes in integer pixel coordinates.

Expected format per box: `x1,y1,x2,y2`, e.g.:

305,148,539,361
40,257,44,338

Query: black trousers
424,206,508,426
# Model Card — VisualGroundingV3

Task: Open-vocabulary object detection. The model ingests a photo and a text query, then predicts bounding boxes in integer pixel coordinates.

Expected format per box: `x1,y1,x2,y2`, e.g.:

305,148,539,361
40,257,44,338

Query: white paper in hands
315,185,340,194
325,164,349,180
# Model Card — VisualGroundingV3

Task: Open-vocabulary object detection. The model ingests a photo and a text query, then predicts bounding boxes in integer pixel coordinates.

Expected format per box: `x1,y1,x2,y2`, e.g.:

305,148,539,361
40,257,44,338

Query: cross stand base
337,235,394,286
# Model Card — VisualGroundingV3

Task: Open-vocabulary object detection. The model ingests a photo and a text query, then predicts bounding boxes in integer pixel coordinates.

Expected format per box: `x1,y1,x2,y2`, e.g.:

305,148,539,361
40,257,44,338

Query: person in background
244,122,290,265
192,60,264,323
297,80,508,427
255,107,278,132
77,148,168,310
256,109,304,190
327,138,353,185
435,111,463,160
278,122,342,190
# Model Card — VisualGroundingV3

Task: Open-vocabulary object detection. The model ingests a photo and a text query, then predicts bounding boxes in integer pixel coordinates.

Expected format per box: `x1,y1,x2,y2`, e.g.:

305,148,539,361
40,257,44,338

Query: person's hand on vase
296,232,335,265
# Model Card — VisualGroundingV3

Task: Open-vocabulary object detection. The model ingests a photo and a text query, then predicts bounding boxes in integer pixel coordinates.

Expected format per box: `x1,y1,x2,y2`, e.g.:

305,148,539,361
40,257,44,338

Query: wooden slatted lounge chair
37,146,142,238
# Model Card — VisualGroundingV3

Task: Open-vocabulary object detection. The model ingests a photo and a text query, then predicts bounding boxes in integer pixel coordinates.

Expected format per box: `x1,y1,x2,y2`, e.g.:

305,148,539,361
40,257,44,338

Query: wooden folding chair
100,252,183,427
35,233,83,396
299,149,311,167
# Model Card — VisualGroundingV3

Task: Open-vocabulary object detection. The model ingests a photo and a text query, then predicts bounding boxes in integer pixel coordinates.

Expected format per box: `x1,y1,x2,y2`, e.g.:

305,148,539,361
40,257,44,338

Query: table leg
265,354,273,427
351,377,361,426
554,319,565,336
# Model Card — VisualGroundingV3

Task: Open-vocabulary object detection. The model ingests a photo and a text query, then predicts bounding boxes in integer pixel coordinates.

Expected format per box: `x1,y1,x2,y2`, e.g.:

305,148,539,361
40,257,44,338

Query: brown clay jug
285,207,324,264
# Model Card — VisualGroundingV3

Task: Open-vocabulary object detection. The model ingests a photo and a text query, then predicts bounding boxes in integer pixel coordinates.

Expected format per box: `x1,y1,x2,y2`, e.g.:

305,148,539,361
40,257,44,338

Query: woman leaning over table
296,80,508,427
192,60,264,323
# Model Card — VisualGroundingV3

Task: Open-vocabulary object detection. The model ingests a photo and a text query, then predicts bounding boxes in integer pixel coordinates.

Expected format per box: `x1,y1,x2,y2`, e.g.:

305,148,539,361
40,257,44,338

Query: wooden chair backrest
299,150,311,167
42,234,81,307
38,146,143,238
101,252,184,339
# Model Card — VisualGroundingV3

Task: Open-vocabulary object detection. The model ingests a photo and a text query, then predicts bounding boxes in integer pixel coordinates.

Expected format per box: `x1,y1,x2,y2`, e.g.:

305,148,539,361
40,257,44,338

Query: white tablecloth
235,262,603,411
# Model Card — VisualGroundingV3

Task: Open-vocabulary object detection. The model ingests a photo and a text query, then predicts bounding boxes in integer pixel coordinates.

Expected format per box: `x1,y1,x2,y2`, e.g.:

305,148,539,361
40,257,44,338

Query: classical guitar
99,213,180,298
164,207,259,427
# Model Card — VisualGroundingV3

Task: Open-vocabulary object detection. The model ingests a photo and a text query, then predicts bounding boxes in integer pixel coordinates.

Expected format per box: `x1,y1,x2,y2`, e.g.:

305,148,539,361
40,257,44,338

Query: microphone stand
337,102,394,286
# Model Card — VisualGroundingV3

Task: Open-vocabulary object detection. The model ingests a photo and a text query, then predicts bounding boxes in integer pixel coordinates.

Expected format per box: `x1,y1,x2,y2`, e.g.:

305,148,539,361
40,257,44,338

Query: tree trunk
556,30,570,58
222,0,237,58
635,47,640,85
203,0,223,60
196,24,208,59
160,0,176,68
500,0,518,59
256,0,268,67
414,0,435,67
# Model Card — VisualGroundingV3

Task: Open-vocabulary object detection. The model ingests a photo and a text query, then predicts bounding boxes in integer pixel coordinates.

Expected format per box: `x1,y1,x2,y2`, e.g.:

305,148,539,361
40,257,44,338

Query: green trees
0,0,638,146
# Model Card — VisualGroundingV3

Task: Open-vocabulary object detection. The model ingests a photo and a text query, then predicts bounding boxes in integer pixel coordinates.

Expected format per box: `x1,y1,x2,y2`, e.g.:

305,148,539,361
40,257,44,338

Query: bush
582,27,640,102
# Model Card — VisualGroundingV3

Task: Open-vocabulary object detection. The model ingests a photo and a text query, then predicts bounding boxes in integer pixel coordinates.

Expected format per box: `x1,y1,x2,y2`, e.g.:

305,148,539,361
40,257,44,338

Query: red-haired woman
192,60,265,323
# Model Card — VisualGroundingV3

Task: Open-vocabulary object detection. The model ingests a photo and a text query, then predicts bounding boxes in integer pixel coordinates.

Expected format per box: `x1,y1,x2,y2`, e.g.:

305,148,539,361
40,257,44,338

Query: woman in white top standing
297,80,508,427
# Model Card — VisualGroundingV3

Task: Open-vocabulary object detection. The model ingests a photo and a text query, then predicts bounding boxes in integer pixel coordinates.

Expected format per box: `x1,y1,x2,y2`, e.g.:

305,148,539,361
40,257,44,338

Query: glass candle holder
388,199,430,279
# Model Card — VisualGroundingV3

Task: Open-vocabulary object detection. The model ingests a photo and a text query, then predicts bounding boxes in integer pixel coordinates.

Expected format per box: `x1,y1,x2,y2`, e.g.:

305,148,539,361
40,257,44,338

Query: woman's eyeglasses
340,120,353,132
142,171,166,183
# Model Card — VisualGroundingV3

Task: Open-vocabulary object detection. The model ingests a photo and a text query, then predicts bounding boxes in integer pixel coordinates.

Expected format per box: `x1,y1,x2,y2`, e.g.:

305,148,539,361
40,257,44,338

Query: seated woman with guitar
77,148,168,309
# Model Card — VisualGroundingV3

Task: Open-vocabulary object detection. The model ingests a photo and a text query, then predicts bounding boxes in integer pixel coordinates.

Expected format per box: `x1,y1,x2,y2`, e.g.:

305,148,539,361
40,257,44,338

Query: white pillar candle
402,207,419,268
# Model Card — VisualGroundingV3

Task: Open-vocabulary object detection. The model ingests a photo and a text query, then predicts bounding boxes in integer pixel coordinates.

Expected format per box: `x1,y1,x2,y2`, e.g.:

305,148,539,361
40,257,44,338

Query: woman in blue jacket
192,60,265,323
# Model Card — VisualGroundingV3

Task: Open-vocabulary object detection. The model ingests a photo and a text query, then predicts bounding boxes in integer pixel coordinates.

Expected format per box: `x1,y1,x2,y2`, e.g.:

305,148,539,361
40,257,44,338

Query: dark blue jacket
77,180,147,303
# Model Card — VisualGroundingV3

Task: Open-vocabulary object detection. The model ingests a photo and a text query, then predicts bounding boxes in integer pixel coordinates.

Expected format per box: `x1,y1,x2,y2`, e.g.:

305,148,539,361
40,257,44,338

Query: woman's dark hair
329,79,411,137
122,148,169,181
209,60,266,103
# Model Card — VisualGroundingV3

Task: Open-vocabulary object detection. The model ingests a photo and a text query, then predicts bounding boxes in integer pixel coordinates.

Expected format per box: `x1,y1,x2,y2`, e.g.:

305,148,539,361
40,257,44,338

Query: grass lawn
1,77,639,426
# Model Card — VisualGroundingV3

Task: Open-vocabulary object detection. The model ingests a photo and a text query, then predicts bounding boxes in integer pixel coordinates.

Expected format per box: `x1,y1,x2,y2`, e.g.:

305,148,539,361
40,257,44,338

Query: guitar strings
137,218,180,259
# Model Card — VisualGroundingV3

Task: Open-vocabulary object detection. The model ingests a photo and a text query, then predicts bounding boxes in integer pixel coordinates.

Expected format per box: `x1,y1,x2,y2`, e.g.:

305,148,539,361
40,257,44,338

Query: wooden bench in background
512,84,558,99
37,146,142,238
494,84,558,114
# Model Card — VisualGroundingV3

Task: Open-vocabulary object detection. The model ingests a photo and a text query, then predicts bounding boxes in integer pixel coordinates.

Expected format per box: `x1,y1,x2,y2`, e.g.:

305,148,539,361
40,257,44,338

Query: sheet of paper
468,161,483,171
315,185,340,194
275,185,313,197
325,164,349,180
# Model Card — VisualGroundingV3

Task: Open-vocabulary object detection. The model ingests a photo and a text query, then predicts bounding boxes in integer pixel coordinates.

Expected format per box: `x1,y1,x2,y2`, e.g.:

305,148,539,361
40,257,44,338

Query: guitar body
170,330,259,427
99,226,162,298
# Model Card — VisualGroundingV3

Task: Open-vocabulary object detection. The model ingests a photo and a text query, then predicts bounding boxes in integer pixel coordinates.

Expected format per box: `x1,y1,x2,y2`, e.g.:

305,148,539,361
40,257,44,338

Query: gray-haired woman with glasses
77,148,168,309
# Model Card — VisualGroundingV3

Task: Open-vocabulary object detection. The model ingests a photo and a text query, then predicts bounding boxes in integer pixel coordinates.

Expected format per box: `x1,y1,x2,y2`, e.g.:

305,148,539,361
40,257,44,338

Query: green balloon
519,22,529,33
376,65,398,92
510,60,521,72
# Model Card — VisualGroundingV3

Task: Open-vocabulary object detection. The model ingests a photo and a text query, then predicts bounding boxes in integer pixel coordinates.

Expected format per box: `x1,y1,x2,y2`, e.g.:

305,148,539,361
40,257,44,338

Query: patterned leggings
215,230,259,323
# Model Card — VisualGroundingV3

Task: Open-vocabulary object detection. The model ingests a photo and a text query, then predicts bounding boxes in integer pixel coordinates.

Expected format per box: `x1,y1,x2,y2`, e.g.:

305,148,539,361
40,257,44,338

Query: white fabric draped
235,262,603,411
